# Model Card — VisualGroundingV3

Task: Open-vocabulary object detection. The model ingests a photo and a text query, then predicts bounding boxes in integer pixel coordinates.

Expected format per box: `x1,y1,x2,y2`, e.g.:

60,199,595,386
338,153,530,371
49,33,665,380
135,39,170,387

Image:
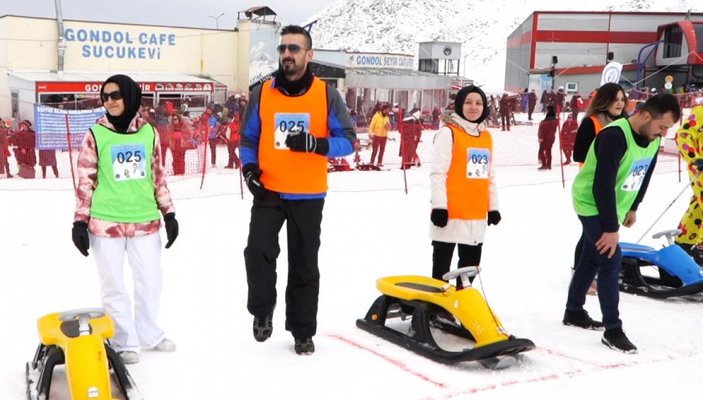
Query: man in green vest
563,94,681,353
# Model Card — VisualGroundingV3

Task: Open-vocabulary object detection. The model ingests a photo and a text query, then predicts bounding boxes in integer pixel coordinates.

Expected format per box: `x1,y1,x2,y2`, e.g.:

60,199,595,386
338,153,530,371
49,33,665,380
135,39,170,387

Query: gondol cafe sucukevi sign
63,28,176,60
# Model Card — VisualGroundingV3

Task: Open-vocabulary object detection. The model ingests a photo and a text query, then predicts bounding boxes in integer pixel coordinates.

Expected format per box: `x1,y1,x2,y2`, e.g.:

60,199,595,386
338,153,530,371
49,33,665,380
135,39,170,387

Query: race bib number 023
274,113,310,149
111,143,147,181
466,148,490,179
621,158,651,192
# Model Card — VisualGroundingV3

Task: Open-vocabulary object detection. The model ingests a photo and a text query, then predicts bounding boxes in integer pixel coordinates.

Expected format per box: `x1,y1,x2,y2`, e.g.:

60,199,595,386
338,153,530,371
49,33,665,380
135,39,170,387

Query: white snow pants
90,233,165,353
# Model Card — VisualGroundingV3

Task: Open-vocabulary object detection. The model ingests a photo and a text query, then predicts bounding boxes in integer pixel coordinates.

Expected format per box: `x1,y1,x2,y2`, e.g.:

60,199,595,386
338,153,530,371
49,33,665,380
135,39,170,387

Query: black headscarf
454,85,489,124
101,74,141,133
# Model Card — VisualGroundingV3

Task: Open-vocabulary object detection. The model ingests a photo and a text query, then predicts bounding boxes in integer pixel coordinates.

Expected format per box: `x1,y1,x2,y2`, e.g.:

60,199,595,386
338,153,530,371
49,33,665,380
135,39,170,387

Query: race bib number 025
466,148,490,179
111,143,147,181
621,158,651,192
274,113,310,149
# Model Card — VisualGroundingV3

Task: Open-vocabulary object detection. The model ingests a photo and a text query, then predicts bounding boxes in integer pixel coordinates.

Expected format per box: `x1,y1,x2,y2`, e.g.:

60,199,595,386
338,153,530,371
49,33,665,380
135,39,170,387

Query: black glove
72,221,89,257
693,159,703,171
243,163,267,199
431,209,448,227
487,210,502,226
164,212,179,249
285,132,329,155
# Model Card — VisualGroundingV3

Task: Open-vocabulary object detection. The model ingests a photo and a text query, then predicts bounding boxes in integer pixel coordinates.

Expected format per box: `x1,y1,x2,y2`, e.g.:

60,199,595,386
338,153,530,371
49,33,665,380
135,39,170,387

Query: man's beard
282,58,302,79
639,121,657,142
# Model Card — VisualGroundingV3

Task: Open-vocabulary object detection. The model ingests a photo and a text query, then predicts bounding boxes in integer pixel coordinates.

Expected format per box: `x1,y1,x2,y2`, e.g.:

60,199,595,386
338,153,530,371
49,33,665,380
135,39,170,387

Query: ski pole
636,178,693,243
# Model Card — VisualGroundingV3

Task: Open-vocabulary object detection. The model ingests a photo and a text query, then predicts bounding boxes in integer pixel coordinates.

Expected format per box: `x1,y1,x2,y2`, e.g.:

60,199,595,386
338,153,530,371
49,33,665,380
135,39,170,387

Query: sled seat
378,275,453,302
376,275,510,347
619,242,655,253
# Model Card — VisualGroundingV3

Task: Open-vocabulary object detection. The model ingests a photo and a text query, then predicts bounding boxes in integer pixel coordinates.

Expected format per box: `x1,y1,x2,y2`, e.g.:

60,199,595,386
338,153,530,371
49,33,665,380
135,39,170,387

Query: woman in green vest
71,74,179,365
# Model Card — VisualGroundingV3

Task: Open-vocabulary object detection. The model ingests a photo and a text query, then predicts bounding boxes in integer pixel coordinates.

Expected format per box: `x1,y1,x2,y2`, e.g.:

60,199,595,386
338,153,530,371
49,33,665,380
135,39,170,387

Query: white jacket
430,113,499,245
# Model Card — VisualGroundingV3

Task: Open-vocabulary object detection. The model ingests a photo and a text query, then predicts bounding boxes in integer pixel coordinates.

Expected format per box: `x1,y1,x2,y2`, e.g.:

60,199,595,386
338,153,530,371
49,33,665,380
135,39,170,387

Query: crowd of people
0,119,59,179
143,96,247,175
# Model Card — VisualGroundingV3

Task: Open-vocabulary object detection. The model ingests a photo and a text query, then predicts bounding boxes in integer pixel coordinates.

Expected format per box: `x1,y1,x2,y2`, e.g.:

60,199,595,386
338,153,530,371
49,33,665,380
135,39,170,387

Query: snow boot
294,337,315,355
562,309,604,330
253,313,273,342
602,328,637,354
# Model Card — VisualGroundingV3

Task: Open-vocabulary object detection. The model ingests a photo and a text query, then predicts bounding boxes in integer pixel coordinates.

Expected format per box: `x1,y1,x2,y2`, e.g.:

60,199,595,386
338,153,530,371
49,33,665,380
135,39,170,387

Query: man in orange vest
239,25,356,355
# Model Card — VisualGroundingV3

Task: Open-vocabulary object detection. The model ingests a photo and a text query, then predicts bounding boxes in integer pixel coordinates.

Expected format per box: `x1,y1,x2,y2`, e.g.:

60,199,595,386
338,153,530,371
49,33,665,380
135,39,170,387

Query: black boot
253,313,273,342
602,327,637,353
294,337,315,355
563,309,604,330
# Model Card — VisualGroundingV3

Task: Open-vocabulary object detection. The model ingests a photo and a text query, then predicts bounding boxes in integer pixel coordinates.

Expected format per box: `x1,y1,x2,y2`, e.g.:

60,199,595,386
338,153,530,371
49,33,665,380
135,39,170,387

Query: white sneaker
152,338,176,352
119,351,140,364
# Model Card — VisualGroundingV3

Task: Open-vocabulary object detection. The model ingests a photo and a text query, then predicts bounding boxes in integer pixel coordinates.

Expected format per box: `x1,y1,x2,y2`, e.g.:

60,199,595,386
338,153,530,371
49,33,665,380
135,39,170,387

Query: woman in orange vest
573,83,628,164
570,82,627,294
430,85,500,284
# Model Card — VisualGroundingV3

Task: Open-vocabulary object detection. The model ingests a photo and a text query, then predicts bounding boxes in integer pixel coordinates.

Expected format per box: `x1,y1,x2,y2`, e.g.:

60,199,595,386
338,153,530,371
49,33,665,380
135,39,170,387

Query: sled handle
652,229,682,245
59,308,106,336
442,266,479,288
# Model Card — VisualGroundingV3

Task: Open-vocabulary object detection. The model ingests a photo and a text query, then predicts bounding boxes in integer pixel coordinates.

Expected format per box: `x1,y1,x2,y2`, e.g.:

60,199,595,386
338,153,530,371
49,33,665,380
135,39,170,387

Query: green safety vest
90,124,160,223
572,118,659,223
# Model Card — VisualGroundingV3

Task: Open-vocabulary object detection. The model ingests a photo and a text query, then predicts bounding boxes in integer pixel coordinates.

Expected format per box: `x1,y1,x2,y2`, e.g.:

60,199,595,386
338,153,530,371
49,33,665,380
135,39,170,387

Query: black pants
244,192,324,339
209,140,218,165
500,114,511,130
566,216,622,330
432,241,482,284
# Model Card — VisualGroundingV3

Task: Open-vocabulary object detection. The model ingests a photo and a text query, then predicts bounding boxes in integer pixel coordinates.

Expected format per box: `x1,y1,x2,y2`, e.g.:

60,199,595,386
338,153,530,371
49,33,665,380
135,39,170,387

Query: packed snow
1,110,702,399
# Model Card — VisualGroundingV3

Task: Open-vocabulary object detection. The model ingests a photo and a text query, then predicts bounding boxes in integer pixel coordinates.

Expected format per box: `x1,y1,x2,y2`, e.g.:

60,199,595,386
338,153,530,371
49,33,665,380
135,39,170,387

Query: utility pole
550,55,558,90
208,13,225,29
54,0,66,73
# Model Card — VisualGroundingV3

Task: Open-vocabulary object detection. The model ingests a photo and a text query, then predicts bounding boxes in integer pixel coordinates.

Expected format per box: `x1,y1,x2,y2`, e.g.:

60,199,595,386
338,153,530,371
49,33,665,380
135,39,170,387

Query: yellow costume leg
677,178,703,246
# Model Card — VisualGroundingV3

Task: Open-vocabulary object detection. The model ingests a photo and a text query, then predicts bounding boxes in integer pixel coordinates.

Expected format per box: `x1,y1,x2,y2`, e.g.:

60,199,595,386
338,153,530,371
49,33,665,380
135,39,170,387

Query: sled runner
26,308,142,400
356,267,535,369
620,229,703,299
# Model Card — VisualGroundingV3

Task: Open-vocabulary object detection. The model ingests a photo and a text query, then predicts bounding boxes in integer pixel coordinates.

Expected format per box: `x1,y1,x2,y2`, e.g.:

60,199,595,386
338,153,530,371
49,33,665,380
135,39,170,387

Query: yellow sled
357,267,535,369
26,308,142,399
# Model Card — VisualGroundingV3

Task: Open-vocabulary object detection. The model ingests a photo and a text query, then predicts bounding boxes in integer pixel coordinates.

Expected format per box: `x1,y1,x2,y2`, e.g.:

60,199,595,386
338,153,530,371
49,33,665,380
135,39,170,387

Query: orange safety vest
577,115,606,169
589,115,604,134
446,124,493,220
258,77,329,194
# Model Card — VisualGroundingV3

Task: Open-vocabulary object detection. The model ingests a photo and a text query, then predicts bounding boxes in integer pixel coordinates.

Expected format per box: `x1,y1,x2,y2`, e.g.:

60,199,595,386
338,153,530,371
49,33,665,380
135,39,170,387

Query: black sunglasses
101,91,122,102
277,44,305,54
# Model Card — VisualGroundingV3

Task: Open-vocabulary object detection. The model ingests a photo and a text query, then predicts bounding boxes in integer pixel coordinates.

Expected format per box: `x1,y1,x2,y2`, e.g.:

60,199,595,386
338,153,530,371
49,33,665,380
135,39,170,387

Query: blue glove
692,159,703,171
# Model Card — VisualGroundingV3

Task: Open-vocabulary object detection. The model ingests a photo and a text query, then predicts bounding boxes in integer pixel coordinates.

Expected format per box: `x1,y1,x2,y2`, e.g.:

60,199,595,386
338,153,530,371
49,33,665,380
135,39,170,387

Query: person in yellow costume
675,104,703,265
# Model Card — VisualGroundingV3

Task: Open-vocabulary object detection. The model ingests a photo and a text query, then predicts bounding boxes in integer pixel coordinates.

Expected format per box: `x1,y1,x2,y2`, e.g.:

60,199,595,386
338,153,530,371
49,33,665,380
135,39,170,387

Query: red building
505,11,703,96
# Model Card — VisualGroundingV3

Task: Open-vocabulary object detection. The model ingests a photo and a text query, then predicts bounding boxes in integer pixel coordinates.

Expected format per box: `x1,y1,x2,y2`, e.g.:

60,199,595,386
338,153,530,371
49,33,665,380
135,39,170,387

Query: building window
663,25,683,58
11,91,19,114
695,23,703,53
419,59,438,74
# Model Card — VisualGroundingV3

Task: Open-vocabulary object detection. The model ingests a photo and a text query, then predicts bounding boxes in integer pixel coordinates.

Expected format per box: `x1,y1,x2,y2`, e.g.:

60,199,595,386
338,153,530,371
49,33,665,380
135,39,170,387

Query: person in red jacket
400,111,422,169
10,120,37,178
560,114,578,165
225,115,241,169
537,106,559,170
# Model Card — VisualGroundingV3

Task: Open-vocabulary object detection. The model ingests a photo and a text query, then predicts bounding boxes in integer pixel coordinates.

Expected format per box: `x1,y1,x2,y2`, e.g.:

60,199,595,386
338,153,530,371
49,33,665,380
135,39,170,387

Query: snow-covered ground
1,112,702,399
